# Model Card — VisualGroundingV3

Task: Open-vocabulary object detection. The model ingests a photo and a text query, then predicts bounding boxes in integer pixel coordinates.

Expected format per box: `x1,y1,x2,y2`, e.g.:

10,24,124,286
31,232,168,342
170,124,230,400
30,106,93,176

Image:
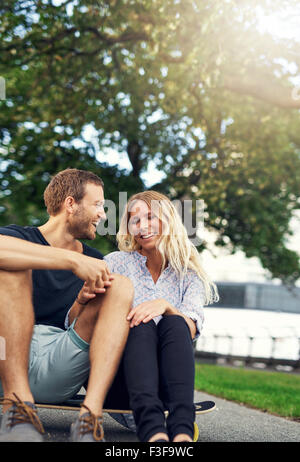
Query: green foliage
0,0,299,278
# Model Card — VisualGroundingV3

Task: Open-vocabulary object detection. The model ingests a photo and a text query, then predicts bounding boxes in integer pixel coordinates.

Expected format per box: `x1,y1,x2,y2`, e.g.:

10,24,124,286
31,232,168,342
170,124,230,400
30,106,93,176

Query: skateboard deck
34,394,216,415
35,395,215,442
1,394,215,441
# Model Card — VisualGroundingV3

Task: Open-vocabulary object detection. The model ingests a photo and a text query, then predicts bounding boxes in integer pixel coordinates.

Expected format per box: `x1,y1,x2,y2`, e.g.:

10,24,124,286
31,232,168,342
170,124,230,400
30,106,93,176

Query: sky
256,4,300,39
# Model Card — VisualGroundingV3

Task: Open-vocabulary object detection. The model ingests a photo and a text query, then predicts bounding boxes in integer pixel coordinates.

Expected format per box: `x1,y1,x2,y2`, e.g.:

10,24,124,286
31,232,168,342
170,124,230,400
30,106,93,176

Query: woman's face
128,199,162,252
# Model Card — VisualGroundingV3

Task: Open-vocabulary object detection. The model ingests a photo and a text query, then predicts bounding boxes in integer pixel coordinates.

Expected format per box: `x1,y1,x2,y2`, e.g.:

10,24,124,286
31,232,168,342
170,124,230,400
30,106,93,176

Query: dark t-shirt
0,224,103,330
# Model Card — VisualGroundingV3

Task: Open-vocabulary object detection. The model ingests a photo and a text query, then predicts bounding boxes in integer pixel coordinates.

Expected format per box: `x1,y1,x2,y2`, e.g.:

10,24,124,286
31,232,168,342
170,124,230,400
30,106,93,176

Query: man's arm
0,235,110,291
0,235,78,272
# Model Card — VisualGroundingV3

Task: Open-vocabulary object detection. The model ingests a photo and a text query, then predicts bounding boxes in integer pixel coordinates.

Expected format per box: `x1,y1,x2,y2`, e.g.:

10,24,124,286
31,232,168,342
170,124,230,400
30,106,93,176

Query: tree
0,0,299,283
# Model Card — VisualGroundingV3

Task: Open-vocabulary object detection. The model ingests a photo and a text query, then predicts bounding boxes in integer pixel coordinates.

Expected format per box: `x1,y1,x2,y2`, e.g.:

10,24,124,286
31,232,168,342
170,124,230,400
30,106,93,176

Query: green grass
194,363,300,420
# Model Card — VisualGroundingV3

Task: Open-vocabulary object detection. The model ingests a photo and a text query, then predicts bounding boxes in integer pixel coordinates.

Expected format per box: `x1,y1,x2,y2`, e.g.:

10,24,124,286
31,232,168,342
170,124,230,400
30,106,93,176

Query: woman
102,191,219,443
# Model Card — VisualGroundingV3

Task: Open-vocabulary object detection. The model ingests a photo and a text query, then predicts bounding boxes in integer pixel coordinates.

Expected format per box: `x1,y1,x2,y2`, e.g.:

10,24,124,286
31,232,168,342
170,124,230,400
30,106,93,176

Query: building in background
211,281,300,314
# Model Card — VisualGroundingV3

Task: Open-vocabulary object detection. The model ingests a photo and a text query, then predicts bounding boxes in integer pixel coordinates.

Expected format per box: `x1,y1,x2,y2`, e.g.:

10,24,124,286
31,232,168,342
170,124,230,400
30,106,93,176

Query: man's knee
110,274,134,303
79,274,134,323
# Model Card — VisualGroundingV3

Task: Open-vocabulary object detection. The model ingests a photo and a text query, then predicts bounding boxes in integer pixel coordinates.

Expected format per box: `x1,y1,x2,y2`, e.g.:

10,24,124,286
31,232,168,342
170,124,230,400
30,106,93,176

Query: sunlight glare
256,6,300,41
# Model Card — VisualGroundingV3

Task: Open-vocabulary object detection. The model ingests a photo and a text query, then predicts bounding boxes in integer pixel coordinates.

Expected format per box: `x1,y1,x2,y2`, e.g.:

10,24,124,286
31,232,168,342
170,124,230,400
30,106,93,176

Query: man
0,168,134,442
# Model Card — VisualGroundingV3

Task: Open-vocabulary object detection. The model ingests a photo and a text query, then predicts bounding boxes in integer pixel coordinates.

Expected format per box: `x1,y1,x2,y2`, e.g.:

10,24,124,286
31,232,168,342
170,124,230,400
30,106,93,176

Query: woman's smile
128,200,162,250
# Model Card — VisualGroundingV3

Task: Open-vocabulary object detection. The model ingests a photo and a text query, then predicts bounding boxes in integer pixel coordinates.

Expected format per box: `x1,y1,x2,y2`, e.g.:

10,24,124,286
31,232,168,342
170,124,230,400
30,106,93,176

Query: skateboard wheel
193,422,199,442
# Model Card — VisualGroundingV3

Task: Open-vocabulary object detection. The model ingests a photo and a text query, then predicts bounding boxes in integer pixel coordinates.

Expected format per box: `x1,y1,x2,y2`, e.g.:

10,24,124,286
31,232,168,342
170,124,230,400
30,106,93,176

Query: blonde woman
103,191,218,443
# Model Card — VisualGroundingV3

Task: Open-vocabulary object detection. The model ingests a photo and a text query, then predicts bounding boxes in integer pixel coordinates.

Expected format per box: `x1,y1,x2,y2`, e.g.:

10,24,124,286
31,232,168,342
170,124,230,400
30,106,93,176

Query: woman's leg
123,321,168,442
158,315,195,442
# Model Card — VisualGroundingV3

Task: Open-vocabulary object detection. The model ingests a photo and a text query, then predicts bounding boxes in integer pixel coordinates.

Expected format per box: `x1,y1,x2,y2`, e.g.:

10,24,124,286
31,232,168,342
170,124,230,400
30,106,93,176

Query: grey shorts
0,320,90,403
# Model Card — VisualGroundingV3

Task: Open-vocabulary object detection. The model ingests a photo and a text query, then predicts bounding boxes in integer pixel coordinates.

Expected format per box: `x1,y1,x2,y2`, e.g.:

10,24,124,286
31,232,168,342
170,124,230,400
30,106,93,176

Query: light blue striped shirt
104,250,205,338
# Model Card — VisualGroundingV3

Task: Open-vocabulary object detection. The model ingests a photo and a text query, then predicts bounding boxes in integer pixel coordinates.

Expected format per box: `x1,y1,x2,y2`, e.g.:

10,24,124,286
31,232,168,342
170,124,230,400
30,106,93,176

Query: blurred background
1,0,299,370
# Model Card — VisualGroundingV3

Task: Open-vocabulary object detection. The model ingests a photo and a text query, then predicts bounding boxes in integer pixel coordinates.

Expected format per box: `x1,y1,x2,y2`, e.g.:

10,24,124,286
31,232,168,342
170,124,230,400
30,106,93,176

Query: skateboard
34,394,216,442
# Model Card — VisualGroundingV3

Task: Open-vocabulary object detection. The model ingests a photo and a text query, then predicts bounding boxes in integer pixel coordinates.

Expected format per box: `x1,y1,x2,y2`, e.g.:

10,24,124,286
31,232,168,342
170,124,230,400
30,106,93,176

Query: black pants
104,315,195,442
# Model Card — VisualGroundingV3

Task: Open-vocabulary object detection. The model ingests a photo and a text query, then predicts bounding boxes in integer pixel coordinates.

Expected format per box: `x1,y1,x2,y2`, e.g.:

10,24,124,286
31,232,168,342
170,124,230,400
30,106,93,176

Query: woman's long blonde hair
117,190,219,306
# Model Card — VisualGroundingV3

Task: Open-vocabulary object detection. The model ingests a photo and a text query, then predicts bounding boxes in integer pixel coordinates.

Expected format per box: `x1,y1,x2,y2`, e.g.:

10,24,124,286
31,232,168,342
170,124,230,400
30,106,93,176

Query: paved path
32,390,299,443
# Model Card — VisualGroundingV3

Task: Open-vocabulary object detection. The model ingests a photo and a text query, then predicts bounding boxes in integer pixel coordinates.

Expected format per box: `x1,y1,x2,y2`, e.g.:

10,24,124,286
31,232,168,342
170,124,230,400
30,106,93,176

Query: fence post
245,335,254,365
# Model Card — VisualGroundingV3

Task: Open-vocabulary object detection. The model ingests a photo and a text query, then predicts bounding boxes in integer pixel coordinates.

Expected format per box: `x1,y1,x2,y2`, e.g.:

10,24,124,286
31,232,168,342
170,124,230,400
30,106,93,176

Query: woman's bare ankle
148,432,169,442
173,433,193,442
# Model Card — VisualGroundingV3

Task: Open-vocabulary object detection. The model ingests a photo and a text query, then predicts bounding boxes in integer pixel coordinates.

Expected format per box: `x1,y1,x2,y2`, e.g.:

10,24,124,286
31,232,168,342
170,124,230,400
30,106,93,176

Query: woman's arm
179,271,205,339
127,269,205,339
165,303,197,339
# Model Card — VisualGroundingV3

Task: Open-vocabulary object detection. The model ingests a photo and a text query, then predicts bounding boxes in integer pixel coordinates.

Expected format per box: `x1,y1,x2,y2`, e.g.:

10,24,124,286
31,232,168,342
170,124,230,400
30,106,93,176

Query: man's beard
68,209,95,240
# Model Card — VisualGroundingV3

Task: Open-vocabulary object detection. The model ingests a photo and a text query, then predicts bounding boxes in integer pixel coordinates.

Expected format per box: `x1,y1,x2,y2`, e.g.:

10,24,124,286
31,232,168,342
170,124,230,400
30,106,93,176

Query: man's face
68,183,106,240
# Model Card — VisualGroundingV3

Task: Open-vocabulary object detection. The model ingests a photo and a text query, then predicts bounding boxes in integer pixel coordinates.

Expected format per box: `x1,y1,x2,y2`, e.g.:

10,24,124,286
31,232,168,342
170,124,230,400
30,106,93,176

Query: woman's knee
158,315,189,336
129,320,156,337
126,321,157,349
160,315,187,326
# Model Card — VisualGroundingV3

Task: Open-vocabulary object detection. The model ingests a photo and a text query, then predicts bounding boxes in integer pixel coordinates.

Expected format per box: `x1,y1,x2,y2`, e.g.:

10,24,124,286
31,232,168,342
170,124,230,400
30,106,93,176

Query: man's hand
70,254,114,293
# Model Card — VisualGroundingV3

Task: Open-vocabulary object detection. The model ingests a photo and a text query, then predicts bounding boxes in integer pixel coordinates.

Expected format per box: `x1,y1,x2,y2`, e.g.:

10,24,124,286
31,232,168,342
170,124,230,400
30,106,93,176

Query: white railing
195,326,300,370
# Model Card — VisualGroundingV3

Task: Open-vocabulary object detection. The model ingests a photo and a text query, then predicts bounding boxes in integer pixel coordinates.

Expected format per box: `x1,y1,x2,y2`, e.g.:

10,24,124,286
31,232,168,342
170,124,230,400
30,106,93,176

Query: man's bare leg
69,274,134,416
0,269,34,412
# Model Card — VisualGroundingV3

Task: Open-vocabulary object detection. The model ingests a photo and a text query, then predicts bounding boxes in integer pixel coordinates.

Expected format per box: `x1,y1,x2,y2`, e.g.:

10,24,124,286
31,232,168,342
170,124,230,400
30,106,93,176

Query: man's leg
0,269,34,410
0,269,44,442
70,274,134,416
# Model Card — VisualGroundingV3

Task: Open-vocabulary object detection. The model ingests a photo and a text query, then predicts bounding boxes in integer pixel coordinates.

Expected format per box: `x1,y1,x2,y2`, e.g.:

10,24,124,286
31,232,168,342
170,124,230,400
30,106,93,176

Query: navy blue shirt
0,224,103,329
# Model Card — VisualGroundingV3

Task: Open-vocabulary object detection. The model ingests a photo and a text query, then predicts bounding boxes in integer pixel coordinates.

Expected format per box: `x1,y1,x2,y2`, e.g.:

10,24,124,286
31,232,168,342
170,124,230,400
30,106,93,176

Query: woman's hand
127,298,197,338
76,277,114,305
127,299,171,327
69,276,114,325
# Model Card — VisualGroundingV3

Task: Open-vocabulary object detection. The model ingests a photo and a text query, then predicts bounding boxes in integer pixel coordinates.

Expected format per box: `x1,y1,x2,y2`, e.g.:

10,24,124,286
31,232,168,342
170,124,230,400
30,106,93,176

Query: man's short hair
44,168,104,216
